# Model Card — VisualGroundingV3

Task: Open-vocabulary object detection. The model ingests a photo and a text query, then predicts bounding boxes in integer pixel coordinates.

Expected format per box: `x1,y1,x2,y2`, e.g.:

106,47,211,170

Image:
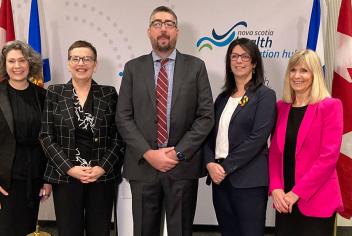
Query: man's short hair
150,6,178,26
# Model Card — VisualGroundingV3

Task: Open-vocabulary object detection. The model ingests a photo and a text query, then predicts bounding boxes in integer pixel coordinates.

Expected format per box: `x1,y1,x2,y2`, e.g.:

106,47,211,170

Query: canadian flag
0,0,15,48
332,0,352,219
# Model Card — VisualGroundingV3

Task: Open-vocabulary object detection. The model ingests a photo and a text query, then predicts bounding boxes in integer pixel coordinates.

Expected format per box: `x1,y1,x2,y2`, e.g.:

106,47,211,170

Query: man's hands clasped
144,147,179,172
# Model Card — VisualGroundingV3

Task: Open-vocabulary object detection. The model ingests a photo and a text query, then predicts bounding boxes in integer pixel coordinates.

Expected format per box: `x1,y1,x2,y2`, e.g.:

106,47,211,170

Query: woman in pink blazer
269,49,343,236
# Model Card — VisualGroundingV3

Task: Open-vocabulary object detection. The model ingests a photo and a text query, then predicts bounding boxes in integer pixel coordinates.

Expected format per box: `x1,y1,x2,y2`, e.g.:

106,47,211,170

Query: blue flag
306,0,325,68
28,0,51,83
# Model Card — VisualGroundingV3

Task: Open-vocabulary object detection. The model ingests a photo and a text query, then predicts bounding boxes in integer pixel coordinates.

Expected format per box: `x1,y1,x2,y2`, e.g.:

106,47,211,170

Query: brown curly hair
0,40,43,79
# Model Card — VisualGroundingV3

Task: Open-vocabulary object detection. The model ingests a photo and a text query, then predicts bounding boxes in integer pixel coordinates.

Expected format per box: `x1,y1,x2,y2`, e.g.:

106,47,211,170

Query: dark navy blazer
204,85,276,188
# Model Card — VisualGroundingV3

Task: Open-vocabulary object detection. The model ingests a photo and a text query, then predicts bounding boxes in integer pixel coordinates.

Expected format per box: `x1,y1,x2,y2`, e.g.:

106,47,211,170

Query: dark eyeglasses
230,53,251,62
69,56,95,65
150,20,177,29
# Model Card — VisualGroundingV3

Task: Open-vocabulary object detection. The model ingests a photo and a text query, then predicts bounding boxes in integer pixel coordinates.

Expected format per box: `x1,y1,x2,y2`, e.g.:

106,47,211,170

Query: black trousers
212,177,268,236
52,180,116,236
0,179,42,236
129,174,198,236
275,204,336,236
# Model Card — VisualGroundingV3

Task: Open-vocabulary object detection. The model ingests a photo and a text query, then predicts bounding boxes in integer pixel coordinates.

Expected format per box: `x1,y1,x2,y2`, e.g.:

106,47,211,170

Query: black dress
275,105,335,236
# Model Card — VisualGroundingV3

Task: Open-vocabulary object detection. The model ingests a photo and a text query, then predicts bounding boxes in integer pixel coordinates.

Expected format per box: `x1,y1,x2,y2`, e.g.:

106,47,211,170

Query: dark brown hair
68,40,97,60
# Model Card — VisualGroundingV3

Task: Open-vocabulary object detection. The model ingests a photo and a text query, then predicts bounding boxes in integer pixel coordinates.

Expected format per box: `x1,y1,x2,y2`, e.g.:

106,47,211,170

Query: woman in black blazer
0,40,51,236
204,38,276,236
39,40,124,236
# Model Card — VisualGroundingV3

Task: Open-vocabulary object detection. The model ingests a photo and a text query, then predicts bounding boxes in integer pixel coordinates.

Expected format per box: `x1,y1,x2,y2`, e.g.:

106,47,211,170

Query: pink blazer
269,98,344,217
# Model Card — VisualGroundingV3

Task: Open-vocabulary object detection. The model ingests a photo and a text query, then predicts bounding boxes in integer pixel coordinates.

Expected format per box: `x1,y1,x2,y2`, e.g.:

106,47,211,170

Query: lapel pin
239,95,249,107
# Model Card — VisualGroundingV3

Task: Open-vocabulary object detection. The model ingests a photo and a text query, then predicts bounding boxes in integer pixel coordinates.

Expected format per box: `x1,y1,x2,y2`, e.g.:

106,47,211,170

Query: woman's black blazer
0,80,46,190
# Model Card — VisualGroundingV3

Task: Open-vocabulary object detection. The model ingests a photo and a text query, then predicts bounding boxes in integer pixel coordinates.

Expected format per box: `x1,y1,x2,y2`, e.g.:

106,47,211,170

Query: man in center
116,5,214,236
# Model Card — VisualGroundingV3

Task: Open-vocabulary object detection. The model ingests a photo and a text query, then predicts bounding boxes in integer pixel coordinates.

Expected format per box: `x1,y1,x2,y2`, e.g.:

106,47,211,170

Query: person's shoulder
46,84,66,94
318,97,342,111
319,97,341,105
96,84,117,95
316,97,343,124
177,51,204,64
0,80,7,89
47,83,65,89
275,99,290,111
255,85,276,100
125,54,152,66
31,82,47,98
256,84,275,94
31,82,46,92
276,99,285,106
92,83,117,100
214,91,228,105
216,91,227,100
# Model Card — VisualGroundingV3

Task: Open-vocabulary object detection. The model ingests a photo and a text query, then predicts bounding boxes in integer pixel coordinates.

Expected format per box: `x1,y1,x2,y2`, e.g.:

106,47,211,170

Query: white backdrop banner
9,0,313,232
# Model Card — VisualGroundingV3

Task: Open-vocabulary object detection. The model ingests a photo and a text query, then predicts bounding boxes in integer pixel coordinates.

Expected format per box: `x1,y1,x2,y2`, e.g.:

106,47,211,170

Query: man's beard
156,42,171,52
155,34,174,52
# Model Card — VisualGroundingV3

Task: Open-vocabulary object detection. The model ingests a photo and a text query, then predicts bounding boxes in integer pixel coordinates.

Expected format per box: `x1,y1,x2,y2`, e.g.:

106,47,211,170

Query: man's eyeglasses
69,56,95,65
230,53,251,62
150,20,177,29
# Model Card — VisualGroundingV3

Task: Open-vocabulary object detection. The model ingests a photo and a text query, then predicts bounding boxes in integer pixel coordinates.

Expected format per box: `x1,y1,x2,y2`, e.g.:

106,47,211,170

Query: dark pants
130,174,198,236
275,204,336,236
0,179,42,236
212,177,268,236
53,180,116,236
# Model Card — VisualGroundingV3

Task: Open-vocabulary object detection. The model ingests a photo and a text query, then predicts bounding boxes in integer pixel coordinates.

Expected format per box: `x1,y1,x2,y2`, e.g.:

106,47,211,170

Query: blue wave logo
196,21,247,51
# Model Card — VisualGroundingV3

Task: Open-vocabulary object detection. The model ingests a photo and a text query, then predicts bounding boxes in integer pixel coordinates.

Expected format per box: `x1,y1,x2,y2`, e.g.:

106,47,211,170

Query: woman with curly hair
0,40,51,236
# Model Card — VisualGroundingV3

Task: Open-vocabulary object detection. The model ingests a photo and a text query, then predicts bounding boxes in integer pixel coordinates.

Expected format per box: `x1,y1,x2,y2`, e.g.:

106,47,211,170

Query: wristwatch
176,151,186,161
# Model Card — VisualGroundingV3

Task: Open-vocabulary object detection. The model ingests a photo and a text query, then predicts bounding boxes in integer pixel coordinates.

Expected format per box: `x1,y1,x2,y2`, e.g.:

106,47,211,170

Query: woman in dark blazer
0,40,51,236
39,40,124,236
204,38,276,236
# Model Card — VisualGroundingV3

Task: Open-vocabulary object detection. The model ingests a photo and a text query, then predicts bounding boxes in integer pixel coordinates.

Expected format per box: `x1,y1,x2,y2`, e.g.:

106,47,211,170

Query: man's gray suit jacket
116,50,214,181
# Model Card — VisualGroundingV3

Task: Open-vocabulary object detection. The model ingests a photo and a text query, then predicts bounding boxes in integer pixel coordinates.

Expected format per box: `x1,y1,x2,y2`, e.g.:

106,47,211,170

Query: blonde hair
282,49,330,104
